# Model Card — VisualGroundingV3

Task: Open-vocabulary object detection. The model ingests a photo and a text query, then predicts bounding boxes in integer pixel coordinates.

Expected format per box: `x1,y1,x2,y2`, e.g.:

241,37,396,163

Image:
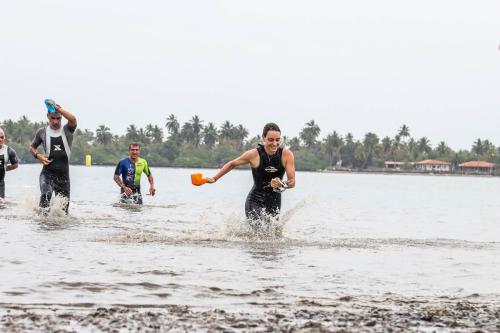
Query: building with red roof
458,161,496,175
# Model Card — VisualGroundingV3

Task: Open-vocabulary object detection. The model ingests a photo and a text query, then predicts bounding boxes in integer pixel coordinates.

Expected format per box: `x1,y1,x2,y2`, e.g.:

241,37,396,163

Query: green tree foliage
299,120,321,148
2,116,500,171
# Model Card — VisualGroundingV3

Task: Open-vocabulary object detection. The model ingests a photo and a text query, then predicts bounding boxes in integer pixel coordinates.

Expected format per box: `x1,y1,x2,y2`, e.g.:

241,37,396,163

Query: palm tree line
1,116,499,170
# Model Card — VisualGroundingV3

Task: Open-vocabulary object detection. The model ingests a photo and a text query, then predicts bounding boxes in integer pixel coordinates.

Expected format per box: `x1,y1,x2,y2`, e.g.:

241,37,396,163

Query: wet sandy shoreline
1,295,499,332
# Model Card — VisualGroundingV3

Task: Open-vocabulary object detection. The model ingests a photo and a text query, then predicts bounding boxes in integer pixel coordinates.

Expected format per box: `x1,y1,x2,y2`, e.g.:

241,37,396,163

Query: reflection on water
1,165,500,312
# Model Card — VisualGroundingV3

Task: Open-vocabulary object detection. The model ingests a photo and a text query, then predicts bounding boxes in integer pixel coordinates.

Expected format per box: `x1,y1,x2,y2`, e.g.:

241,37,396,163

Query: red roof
458,161,496,168
415,159,451,165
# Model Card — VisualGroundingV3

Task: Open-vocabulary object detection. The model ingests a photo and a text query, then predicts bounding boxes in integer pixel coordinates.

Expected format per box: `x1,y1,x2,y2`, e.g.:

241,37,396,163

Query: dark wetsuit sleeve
114,161,123,176
66,123,77,134
31,128,44,148
8,147,19,164
63,124,76,147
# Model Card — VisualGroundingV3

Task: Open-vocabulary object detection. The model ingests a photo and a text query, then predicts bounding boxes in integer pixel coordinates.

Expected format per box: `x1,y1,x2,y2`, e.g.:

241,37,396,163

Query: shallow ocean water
1,164,500,313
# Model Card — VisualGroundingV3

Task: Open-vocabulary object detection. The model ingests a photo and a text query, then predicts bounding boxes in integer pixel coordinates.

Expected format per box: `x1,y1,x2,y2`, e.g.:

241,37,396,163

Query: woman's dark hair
262,123,281,137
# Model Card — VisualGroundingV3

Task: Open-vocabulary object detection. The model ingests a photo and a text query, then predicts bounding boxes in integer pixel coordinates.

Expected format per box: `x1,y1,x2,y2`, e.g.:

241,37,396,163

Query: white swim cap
0,128,4,136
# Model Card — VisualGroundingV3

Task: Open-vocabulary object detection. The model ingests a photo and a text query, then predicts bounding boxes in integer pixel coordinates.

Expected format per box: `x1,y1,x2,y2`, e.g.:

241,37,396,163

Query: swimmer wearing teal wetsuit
114,143,156,204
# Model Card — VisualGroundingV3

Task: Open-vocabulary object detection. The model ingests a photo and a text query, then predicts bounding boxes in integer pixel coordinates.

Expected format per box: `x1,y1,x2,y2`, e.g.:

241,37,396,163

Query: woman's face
262,130,281,154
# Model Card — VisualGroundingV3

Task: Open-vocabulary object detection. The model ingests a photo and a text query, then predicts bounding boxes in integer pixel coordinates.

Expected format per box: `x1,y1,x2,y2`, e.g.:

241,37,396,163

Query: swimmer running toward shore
207,123,295,228
114,143,156,205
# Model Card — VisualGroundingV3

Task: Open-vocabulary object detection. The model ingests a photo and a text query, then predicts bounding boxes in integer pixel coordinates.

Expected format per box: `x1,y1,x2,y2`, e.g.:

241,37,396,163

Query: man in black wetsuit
29,101,77,214
207,123,295,224
0,128,19,199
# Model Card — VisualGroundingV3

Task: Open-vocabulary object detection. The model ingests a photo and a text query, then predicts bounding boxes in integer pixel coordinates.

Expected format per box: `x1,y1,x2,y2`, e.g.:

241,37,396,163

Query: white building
384,161,406,170
415,159,452,173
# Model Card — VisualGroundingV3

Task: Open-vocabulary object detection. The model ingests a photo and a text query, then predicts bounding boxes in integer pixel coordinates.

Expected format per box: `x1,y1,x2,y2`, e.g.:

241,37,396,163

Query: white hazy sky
1,0,499,149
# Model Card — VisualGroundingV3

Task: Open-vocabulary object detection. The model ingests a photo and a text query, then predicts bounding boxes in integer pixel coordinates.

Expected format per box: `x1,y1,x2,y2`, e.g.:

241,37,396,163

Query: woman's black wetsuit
245,144,285,223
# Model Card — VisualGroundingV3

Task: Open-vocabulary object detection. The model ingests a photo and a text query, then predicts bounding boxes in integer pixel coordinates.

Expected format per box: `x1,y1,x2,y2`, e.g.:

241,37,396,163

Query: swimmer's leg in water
39,172,70,214
120,189,143,205
245,191,281,230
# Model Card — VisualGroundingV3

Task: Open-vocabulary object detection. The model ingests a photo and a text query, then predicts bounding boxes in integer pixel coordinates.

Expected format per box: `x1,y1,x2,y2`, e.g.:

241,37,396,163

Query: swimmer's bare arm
271,148,296,189
148,175,156,196
113,174,133,195
207,149,258,183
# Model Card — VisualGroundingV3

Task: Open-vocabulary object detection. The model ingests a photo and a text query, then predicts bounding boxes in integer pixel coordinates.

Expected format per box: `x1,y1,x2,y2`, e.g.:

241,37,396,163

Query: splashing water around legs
221,200,309,242
98,199,309,244
37,194,70,218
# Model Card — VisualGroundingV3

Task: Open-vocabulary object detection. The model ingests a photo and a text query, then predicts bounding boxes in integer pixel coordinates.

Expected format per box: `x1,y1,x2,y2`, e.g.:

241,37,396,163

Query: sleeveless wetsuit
32,125,75,214
245,144,285,225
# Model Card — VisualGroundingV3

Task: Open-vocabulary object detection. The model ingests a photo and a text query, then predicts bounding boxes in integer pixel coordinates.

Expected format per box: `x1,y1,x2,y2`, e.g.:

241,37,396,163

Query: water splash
100,200,309,244
281,199,308,224
17,194,73,224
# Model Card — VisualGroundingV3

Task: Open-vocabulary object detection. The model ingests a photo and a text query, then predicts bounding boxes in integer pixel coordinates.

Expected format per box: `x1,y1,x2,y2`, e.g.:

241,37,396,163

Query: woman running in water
207,123,295,226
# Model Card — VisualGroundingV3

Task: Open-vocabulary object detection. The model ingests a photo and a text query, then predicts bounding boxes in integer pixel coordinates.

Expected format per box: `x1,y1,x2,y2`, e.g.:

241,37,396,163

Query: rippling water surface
1,165,500,310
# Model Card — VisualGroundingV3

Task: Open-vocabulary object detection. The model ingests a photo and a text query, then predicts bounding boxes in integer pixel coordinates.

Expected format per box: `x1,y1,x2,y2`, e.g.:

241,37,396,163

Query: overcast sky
1,0,499,149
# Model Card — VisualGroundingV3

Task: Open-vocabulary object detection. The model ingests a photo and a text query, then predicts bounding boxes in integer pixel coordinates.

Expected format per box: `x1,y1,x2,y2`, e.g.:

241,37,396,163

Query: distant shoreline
318,168,499,178
19,162,499,177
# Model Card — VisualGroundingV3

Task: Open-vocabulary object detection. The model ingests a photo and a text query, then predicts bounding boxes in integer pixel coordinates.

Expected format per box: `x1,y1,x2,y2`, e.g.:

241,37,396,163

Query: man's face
0,133,4,147
262,130,281,154
48,114,62,130
129,145,140,159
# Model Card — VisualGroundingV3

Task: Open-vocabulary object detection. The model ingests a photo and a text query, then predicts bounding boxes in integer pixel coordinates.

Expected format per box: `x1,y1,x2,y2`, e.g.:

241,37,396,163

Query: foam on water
99,200,310,245
13,194,74,225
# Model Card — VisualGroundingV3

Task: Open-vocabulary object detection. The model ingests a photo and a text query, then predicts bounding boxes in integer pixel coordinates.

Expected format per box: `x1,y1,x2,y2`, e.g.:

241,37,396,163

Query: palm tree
407,138,418,160
288,137,301,151
354,144,366,169
322,131,343,166
137,128,150,144
482,140,495,159
234,124,249,150
472,138,483,156
361,132,379,168
190,115,204,147
95,125,112,145
390,134,403,160
165,114,180,138
417,137,431,154
398,124,410,142
147,125,164,144
202,122,218,149
381,136,392,156
340,133,356,167
125,124,139,142
436,141,449,157
219,121,235,145
17,116,31,143
299,120,321,148
180,122,195,145
345,133,354,145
